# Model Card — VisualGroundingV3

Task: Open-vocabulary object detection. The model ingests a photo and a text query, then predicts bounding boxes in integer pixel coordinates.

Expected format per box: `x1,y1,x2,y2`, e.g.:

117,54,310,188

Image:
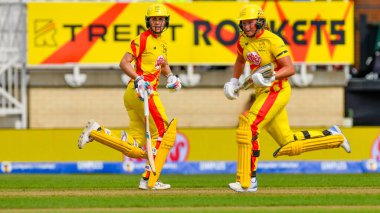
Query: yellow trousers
242,79,343,176
124,82,170,179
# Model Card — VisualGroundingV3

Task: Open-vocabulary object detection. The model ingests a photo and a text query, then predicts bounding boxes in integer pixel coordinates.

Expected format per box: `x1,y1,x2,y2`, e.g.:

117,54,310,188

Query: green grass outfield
0,173,380,212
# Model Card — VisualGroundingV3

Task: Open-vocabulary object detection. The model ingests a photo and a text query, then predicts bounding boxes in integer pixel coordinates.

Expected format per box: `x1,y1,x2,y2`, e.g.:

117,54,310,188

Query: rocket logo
34,20,57,47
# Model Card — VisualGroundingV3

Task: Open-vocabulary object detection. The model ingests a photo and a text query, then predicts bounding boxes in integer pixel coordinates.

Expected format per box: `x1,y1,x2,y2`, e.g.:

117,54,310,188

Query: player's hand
134,76,153,101
251,72,275,87
224,78,239,100
166,73,182,91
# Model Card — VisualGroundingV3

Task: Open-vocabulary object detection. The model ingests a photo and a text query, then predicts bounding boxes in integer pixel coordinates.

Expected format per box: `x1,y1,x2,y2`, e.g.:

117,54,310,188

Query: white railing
0,1,27,128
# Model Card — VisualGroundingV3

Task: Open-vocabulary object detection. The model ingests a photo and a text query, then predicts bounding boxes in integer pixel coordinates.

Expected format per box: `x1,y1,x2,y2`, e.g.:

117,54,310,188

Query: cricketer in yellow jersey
78,4,181,190
224,4,351,193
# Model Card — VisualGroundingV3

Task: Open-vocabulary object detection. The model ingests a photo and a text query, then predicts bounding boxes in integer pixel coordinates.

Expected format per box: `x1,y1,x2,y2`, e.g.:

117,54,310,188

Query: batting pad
90,130,147,159
148,118,177,189
236,115,252,189
273,134,344,158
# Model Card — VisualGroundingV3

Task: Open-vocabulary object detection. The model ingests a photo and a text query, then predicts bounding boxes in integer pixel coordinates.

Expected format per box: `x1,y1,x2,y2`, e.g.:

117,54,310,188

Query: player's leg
228,115,257,192
230,81,296,192
229,85,286,192
139,93,172,190
78,84,147,159
273,127,350,157
147,117,177,189
328,125,351,153
265,107,296,147
78,119,146,159
124,84,146,147
268,112,351,158
124,84,171,189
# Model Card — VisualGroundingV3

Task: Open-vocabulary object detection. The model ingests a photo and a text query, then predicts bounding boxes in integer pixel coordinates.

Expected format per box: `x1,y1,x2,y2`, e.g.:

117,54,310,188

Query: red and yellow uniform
127,30,168,90
238,29,293,144
227,4,348,192
125,30,170,179
237,29,344,182
80,3,177,190
237,30,290,73
237,30,293,177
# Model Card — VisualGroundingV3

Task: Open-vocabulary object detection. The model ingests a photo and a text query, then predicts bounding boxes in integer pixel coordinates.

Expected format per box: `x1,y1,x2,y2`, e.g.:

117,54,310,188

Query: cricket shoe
78,120,100,149
228,177,258,192
138,178,171,190
328,125,351,153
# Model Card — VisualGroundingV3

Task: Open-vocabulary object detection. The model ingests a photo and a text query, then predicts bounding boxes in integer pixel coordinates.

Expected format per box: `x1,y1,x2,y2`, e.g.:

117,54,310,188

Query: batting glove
251,72,275,87
224,78,239,100
166,73,182,91
134,76,153,101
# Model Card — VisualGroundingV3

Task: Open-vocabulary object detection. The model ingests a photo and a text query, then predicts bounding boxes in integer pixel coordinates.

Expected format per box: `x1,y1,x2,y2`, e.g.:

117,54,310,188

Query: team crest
246,52,261,65
162,44,167,54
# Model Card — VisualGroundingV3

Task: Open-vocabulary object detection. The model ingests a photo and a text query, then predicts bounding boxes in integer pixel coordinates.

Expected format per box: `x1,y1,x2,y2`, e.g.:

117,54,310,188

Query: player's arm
120,52,152,99
224,52,246,100
273,55,295,80
224,36,245,100
233,52,246,79
270,36,295,80
162,62,181,91
161,62,172,78
119,52,139,80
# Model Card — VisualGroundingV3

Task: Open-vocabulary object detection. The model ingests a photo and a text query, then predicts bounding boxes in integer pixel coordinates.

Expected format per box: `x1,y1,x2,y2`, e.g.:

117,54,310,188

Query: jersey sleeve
270,36,290,60
126,37,141,59
236,35,244,55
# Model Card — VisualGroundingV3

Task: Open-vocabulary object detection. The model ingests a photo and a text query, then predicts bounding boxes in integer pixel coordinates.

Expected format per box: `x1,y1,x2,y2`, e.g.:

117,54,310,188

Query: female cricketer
223,4,351,192
78,4,181,190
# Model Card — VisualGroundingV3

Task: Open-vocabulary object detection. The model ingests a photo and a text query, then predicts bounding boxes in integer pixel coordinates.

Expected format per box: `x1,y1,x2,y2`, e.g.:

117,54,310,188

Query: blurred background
0,0,379,174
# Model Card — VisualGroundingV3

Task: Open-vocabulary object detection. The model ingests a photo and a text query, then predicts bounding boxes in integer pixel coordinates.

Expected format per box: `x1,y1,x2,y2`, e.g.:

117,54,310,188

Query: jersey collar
148,29,161,38
255,29,265,39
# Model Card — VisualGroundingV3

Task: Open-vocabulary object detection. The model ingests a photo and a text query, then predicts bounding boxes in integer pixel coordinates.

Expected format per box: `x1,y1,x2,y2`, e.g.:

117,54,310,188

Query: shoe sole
229,186,258,192
332,125,351,153
78,119,96,149
139,186,170,190
152,184,171,190
139,180,170,190
228,182,257,192
152,187,171,190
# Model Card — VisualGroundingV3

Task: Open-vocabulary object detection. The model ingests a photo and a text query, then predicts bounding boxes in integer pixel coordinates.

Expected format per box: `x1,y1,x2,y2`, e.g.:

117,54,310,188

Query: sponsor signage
27,1,354,65
0,161,377,174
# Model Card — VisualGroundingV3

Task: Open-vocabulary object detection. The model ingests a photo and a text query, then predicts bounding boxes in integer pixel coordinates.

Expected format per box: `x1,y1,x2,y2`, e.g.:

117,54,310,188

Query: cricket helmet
238,4,266,30
145,4,170,29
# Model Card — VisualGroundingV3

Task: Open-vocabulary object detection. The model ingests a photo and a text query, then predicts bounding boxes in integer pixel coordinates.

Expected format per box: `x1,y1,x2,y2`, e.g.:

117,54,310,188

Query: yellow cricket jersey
126,30,168,90
237,30,290,72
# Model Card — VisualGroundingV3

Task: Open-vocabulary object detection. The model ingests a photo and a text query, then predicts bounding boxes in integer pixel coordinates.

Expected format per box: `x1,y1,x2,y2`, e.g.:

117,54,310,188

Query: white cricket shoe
78,120,100,149
138,178,171,190
228,177,258,192
328,125,351,153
